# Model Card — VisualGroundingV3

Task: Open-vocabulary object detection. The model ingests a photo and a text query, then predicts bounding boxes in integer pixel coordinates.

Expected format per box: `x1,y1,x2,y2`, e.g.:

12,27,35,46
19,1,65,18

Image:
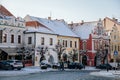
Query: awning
0,48,18,56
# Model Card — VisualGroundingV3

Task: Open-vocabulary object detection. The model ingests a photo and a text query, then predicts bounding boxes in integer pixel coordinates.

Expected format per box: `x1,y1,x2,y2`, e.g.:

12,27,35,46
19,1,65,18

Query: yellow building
57,36,80,62
103,17,120,61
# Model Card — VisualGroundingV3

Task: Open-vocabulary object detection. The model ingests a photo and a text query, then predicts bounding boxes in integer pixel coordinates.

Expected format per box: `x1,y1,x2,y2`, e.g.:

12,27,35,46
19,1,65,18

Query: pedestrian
61,60,64,71
83,64,85,69
107,66,109,72
59,59,63,70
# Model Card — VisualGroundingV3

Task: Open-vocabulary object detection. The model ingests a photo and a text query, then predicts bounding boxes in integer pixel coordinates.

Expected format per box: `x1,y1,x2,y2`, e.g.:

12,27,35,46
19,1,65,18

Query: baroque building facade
0,5,25,60
69,20,110,66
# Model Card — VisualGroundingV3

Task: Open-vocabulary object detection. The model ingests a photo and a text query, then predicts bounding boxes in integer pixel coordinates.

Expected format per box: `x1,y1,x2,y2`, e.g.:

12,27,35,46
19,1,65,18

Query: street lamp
105,44,109,72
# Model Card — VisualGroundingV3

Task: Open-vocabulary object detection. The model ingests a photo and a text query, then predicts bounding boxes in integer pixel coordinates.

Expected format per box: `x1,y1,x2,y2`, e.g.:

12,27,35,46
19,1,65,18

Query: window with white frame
11,34,14,43
18,35,21,44
70,41,72,47
75,41,77,48
41,37,44,45
65,40,67,47
50,38,53,45
83,41,87,50
3,34,7,43
28,37,32,44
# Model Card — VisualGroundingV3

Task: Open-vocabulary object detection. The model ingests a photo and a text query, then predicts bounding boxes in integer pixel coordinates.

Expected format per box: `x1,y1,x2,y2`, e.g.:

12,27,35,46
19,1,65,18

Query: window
3,34,7,43
65,40,67,47
63,40,65,47
75,41,77,48
118,46,120,51
18,35,21,44
28,37,32,44
70,41,72,47
0,30,2,43
58,40,60,45
114,35,116,40
50,38,53,45
112,45,113,51
115,45,116,50
11,34,14,43
83,41,87,50
41,37,44,45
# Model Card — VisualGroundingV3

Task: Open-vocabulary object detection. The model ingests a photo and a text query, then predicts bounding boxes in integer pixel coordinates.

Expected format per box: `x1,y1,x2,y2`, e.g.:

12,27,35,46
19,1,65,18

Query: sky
1,0,120,23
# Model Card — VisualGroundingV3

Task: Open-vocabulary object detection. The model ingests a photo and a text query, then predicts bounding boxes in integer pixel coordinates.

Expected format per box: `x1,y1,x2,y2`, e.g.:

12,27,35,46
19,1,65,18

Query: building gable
0,5,14,16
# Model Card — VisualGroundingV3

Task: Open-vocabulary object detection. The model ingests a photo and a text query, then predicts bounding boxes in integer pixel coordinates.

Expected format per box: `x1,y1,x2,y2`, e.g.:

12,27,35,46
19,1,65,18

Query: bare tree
68,49,78,62
38,47,48,63
53,44,66,62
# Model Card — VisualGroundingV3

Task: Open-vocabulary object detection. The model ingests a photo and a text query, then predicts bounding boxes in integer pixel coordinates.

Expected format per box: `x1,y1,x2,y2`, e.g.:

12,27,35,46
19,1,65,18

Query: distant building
0,5,25,60
69,19,110,66
103,17,120,61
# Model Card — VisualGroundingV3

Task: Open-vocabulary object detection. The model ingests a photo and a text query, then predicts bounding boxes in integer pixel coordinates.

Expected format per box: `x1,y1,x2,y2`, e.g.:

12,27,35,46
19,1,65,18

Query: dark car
52,63,60,69
0,61,13,70
68,62,84,69
40,62,47,69
96,64,112,70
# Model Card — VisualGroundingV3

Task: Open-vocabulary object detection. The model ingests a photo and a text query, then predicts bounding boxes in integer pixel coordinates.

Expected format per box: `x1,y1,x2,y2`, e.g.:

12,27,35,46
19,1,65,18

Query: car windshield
7,61,14,63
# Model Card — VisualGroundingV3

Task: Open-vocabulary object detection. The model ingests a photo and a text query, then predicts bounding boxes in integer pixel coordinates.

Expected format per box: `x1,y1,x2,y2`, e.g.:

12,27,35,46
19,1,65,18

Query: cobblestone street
0,70,119,80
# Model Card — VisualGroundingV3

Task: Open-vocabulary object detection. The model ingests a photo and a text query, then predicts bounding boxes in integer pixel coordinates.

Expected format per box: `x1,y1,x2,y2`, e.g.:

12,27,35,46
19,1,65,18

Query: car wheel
7,66,13,70
17,68,21,70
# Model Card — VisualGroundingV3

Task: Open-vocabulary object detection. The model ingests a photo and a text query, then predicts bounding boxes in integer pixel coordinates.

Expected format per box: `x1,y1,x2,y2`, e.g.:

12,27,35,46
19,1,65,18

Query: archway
0,51,8,60
48,55,54,64
82,55,87,65
94,56,97,66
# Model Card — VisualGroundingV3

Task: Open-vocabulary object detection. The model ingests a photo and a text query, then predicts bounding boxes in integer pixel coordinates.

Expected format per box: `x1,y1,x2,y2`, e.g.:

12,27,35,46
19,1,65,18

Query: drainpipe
33,32,36,66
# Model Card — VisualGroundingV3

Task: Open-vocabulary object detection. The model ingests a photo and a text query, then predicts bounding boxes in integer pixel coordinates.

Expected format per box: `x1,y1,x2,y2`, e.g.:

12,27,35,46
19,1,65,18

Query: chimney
113,17,118,22
81,20,84,25
48,17,51,20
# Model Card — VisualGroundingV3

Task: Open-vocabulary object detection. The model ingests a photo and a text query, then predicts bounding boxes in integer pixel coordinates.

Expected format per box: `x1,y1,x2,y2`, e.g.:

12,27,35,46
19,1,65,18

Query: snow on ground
1,66,120,78
0,66,56,76
90,70,120,78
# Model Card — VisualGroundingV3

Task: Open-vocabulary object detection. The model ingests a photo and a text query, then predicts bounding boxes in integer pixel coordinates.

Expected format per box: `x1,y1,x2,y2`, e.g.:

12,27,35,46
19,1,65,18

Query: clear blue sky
1,0,120,23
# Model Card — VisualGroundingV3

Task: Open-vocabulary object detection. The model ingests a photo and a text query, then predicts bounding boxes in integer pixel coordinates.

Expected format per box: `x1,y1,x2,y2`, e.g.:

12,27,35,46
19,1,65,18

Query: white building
0,5,25,60
24,22,58,66
24,15,80,66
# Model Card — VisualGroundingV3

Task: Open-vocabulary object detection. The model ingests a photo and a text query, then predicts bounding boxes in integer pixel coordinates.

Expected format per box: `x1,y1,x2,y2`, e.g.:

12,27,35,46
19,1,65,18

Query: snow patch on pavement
90,70,120,78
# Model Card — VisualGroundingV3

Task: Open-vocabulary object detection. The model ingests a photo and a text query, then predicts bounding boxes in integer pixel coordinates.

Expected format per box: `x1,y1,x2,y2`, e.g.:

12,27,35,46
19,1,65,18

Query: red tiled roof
0,5,14,16
26,21,46,28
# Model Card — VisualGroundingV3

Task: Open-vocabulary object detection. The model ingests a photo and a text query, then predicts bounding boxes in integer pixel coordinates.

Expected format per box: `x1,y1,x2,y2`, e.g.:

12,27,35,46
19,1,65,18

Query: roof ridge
105,17,120,25
0,5,14,16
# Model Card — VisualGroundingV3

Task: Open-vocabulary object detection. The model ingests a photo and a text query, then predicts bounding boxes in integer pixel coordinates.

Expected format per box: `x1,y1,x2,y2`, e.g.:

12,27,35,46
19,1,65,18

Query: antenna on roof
50,11,52,18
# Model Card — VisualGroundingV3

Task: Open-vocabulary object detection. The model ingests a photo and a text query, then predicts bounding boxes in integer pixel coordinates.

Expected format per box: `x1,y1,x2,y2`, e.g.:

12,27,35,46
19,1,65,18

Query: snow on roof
25,15,78,37
25,26,56,35
72,22,97,39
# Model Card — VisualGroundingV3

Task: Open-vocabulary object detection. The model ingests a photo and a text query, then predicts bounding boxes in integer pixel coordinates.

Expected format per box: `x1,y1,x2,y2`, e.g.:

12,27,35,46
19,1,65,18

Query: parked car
68,62,84,69
6,60,23,70
0,61,13,70
96,64,112,70
109,62,119,70
40,62,47,69
52,63,60,69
